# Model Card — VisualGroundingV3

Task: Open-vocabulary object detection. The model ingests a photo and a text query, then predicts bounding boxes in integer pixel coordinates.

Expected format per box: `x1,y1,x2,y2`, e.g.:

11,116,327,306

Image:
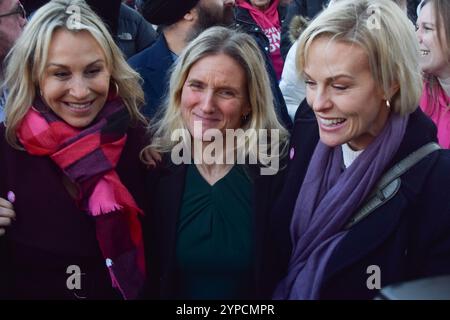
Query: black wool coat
141,159,287,299
264,100,450,299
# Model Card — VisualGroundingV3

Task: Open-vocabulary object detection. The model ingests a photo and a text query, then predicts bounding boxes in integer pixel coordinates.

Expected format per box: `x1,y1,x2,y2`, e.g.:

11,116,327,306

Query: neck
438,75,450,97
195,161,233,178
192,139,235,185
163,23,190,55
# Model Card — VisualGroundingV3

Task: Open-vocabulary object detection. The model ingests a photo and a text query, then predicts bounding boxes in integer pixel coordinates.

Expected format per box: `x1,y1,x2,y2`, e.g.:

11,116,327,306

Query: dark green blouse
175,164,254,299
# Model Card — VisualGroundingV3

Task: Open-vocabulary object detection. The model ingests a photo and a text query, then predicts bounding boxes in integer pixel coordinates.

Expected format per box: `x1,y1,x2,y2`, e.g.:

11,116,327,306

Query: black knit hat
142,0,200,25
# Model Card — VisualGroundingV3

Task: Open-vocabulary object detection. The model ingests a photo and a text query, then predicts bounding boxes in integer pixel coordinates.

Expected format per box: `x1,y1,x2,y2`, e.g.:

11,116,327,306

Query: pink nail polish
7,191,15,203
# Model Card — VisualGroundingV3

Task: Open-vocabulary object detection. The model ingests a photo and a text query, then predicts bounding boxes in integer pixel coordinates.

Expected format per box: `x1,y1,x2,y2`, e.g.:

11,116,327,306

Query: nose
416,27,423,43
310,88,332,113
199,90,215,113
69,77,90,99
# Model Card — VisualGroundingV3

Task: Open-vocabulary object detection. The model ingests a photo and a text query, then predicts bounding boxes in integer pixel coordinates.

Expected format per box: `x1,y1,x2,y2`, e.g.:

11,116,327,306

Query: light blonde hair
144,26,289,164
3,0,146,148
297,0,423,115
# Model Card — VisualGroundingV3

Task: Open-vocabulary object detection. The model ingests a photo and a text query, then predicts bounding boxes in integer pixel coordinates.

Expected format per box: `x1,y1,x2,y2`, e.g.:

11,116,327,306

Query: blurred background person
0,0,27,121
88,0,157,59
233,0,292,129
235,0,285,80
280,0,328,59
128,0,236,119
416,0,450,148
22,0,157,59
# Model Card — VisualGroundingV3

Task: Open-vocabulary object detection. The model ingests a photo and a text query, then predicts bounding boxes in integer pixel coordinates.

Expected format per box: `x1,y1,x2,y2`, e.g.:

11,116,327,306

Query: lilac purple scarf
273,113,409,299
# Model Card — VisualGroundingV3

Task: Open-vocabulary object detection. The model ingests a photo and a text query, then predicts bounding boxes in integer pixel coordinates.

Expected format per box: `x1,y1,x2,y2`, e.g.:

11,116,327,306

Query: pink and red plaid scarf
17,97,146,299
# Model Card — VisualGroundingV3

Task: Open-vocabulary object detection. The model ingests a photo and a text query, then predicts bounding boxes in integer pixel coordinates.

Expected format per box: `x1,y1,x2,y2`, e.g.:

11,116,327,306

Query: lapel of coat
157,163,188,273
247,165,272,283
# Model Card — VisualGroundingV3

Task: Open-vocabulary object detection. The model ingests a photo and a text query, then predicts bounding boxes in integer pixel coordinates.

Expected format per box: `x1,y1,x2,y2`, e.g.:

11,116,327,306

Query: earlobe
381,83,400,103
184,9,196,22
385,83,400,100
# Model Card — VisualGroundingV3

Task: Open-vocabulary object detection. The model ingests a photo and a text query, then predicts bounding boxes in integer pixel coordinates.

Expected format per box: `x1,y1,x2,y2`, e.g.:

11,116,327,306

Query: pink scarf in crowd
17,96,146,299
420,80,450,148
237,0,283,79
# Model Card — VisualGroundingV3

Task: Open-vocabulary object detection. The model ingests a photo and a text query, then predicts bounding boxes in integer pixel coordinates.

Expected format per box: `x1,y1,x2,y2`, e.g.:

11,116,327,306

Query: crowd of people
0,0,449,300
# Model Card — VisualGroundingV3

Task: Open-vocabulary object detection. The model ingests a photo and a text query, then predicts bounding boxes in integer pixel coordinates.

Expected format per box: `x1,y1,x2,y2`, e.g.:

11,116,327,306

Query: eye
305,80,316,87
332,84,348,91
54,71,70,79
217,89,236,98
187,82,204,91
85,68,101,76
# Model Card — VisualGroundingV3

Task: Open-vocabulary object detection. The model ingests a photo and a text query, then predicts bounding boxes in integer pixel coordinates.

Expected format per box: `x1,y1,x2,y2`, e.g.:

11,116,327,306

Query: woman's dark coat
142,160,287,299
265,100,450,299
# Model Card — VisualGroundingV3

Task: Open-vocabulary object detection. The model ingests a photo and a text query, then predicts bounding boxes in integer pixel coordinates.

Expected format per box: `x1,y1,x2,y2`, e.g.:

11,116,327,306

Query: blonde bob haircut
296,0,423,115
4,0,146,148
146,26,289,163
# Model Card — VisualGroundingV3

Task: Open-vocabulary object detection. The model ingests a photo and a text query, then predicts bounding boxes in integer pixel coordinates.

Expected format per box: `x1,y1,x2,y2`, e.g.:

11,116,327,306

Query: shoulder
128,45,154,67
125,123,149,151
119,3,142,23
128,37,163,67
421,149,450,187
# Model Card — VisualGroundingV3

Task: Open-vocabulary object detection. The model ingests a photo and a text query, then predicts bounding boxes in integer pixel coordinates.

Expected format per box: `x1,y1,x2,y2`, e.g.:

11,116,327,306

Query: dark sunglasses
0,2,26,19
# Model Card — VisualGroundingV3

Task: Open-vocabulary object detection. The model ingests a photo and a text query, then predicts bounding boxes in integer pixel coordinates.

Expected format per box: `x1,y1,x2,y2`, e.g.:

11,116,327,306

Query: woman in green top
141,26,290,299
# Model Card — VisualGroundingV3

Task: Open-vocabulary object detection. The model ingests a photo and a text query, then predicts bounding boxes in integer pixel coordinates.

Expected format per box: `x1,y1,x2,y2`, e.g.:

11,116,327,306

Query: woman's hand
142,147,162,168
0,197,15,237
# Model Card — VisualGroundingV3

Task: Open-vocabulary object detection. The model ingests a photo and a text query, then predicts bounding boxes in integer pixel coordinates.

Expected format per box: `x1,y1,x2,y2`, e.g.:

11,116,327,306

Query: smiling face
304,37,390,150
416,2,450,78
180,53,250,140
39,29,111,128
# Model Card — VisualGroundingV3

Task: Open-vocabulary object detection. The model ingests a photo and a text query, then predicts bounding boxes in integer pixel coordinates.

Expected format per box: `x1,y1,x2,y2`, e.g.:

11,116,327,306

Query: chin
64,117,96,128
320,136,346,148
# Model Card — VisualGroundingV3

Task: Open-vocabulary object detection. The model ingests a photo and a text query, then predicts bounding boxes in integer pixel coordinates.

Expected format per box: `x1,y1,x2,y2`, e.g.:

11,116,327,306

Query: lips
193,113,220,123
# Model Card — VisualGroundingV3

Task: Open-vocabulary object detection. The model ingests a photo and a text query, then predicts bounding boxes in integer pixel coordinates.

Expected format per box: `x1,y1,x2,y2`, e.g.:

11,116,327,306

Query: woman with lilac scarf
265,0,450,300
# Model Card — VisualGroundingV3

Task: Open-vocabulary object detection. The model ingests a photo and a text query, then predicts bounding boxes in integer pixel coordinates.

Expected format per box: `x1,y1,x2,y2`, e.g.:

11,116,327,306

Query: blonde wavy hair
297,0,423,115
3,0,146,148
144,26,289,164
